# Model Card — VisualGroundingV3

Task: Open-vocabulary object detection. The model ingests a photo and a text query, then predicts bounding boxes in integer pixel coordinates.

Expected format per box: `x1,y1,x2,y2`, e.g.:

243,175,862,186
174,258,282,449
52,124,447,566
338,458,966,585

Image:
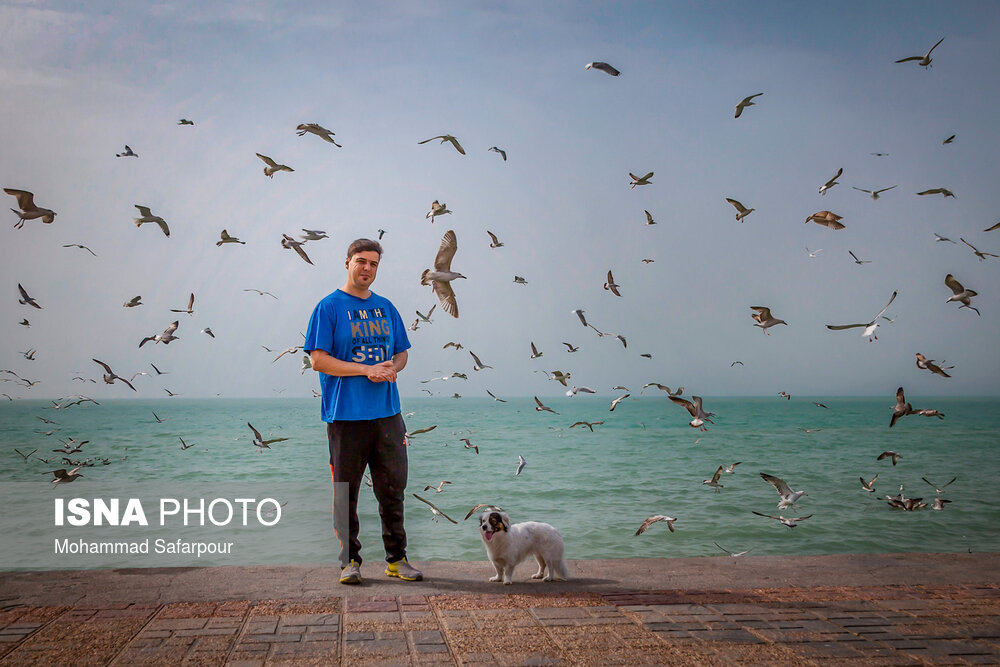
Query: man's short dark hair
346,238,383,259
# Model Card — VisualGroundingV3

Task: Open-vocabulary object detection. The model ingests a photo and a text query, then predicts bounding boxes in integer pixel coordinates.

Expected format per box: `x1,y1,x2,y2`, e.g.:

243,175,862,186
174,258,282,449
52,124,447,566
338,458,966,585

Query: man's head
344,238,383,295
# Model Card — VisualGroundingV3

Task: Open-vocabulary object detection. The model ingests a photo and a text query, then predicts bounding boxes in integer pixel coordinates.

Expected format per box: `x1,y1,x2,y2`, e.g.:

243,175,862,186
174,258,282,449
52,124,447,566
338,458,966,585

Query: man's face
346,250,380,289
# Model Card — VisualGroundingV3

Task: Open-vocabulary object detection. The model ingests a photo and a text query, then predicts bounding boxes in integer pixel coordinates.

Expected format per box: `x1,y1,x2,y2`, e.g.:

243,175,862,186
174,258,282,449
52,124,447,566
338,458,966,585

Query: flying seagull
818,167,843,196
703,466,724,493
609,393,630,411
515,455,527,476
178,118,194,125
115,145,138,158
413,493,458,523
488,146,507,161
915,353,951,378
806,247,822,258
585,61,620,76
281,234,314,265
725,198,755,222
944,274,979,315
734,93,763,118
750,306,787,334
849,250,871,265
134,205,170,237
752,511,812,528
170,293,195,315
934,233,957,244
960,238,998,261
201,327,215,338
572,309,588,327
669,395,714,430
562,342,579,353
825,290,897,341
217,229,245,246
852,185,897,200
533,396,557,415
417,134,465,155
92,359,137,391
469,350,492,370
942,134,956,145
570,420,604,432
714,542,753,557
426,200,451,222
139,320,180,347
760,472,807,508
123,295,142,308
860,474,879,493
295,123,341,146
895,37,944,68
917,188,955,198
256,153,294,178
603,270,622,296
47,467,84,486
629,171,653,188
423,480,452,493
487,230,503,248
878,450,902,465
247,422,289,451
890,387,912,428
634,515,676,535
485,389,506,403
5,188,56,228
299,229,328,241
63,243,97,256
421,229,464,317
17,283,42,309
805,210,845,230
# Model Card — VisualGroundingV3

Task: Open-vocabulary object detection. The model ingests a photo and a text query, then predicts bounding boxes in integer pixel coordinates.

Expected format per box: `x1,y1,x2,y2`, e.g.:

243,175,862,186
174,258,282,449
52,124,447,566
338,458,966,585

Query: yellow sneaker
384,557,423,581
339,560,362,585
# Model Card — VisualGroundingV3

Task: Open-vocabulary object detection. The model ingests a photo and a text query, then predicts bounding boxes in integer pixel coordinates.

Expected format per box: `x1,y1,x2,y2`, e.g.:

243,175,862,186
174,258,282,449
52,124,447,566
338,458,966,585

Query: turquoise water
1,396,997,571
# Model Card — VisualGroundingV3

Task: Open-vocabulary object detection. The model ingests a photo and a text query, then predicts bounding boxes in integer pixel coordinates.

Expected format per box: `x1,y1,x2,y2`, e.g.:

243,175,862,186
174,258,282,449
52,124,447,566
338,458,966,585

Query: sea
1,396,997,572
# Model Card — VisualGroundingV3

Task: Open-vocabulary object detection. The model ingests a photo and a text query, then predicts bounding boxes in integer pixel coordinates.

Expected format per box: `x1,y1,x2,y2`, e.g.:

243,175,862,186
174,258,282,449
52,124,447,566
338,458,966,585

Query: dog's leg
502,565,514,585
532,554,546,580
489,560,503,583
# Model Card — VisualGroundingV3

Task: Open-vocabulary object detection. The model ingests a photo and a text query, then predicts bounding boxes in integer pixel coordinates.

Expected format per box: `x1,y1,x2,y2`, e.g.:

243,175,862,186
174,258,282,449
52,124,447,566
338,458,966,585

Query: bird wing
726,198,748,213
825,323,867,330
895,56,922,63
876,185,898,194
849,251,860,262
292,243,314,265
135,205,153,217
669,395,695,416
256,153,279,167
432,281,458,318
247,423,263,441
872,291,897,321
92,358,113,375
640,171,653,181
635,516,667,535
434,230,458,270
852,187,872,194
156,220,170,237
417,136,444,144
164,321,179,336
760,472,792,497
413,493,457,523
750,306,772,320
944,274,964,295
5,188,36,210
710,466,723,483
487,230,500,244
926,37,945,55
960,237,979,253
533,396,545,408
446,136,466,155
752,511,780,521
17,283,31,301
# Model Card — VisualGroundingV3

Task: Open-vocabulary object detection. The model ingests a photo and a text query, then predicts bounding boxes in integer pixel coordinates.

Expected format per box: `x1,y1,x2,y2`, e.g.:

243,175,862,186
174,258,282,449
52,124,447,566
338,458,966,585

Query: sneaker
385,557,423,581
339,560,362,585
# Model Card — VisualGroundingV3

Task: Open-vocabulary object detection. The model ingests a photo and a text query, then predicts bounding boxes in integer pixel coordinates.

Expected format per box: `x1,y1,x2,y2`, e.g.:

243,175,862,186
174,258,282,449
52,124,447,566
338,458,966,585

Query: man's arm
310,349,396,382
391,350,408,373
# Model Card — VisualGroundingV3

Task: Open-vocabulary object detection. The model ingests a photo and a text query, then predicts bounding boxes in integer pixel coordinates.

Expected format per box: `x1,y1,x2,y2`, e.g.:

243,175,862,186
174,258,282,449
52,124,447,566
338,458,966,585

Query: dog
479,510,569,584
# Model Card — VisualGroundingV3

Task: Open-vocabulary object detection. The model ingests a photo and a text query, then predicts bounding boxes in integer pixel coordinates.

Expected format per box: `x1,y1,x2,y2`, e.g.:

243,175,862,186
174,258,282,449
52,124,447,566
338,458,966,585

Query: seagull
572,309,588,327
417,134,465,155
443,341,464,350
703,466,724,492
247,422,289,451
813,402,829,409
513,276,528,284
19,318,29,326
178,118,194,125
217,229,245,246
47,466,84,486
14,448,37,462
641,258,654,264
281,234,314,265
634,515,676,535
609,393,630,411
852,185,897,200
485,389,506,403
934,233,957,244
725,462,742,474
201,327,215,338
570,421,604,432
760,472,807,508
750,306,787,335
984,221,1000,232
932,498,952,511
421,230,464,317
413,493,458,523
960,238,998,261
878,450,902,465
913,408,945,420
669,395,714,430
133,205,170,237
917,188,955,198
818,167,843,196
642,383,683,396
469,351,491,370
460,438,479,454
487,230,503,248
585,61,620,76
644,210,656,225
714,542,753,557
170,293,195,315
942,134,956,144
562,342,579,353
256,153,294,178
123,296,142,307
150,363,168,375
423,481,452,493
890,387,912,428
152,411,167,423
629,171,653,188
5,188,56,228
299,229,328,241
295,123,341,146
778,391,791,400
945,274,980,315
860,474,879,492
115,145,138,158
92,359,137,391
547,370,571,386
377,229,386,239
895,37,944,68
416,305,436,323
725,198,754,222
805,247,822,258
272,345,303,362
405,425,438,437
603,270,622,296
849,251,871,265
805,210,845,230
734,93,763,118
922,476,957,494
825,290,897,341
529,342,543,359
139,320,180,347
17,283,42,309
752,511,812,528
243,289,277,299
63,243,97,256
426,200,451,222
488,146,507,161
731,361,744,368
534,396,558,414
515,455,527,475
915,353,951,378
179,437,195,450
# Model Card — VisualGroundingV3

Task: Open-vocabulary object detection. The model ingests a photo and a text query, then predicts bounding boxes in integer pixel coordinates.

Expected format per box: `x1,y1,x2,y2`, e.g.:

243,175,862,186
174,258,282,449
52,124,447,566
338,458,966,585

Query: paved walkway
1,553,998,665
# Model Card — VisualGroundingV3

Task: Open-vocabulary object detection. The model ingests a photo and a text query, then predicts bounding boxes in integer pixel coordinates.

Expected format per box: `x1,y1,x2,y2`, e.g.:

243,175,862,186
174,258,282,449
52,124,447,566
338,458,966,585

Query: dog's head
479,511,510,542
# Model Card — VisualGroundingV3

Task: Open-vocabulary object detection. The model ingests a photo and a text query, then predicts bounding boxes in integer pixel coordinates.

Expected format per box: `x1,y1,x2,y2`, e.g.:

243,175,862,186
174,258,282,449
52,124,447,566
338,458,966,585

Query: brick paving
1,583,999,665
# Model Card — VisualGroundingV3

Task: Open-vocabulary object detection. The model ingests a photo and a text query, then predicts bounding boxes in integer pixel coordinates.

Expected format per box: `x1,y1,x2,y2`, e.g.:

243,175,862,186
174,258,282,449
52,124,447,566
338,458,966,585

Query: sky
2,0,999,400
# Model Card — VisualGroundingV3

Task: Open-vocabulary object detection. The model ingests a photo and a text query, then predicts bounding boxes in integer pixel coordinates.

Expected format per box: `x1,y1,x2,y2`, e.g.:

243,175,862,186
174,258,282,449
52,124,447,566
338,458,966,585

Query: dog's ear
499,512,510,532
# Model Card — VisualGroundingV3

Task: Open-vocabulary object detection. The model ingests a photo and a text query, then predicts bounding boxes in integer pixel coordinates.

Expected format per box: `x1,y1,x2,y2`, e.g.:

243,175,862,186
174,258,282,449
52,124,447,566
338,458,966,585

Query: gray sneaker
339,560,362,585
385,557,423,581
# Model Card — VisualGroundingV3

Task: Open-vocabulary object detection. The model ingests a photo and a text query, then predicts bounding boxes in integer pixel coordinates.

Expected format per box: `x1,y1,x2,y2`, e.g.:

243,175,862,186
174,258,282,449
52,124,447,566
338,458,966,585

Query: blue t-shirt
304,289,411,422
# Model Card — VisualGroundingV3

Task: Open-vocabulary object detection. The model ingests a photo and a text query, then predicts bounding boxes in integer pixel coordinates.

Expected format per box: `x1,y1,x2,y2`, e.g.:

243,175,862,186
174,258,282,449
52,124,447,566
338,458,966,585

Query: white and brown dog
479,510,569,584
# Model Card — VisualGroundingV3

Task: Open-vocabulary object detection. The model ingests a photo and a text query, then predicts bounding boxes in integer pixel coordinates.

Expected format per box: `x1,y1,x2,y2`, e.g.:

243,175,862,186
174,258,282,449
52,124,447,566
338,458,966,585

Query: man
304,238,421,584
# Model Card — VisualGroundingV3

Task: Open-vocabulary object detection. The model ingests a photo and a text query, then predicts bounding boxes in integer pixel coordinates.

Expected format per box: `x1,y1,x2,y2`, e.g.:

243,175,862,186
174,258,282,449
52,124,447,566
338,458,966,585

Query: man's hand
365,360,397,383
